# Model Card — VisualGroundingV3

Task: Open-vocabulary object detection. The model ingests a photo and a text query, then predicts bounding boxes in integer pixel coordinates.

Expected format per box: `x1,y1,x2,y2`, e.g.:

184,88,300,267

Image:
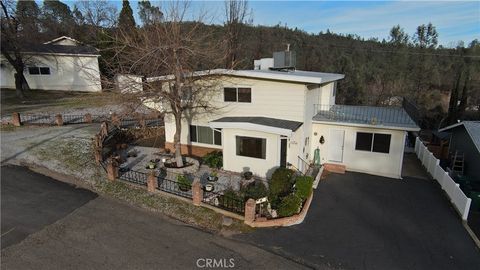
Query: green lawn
1,88,121,116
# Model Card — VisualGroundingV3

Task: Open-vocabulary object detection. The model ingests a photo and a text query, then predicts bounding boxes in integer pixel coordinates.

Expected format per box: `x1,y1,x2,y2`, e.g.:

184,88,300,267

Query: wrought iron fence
156,175,193,199
203,190,245,214
63,114,86,124
118,169,148,186
20,114,55,125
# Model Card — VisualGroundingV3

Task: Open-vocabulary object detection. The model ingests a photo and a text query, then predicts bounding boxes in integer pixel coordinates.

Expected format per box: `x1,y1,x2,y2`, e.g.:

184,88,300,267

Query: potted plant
243,171,253,180
204,183,214,192
208,170,218,182
177,175,191,192
147,160,156,169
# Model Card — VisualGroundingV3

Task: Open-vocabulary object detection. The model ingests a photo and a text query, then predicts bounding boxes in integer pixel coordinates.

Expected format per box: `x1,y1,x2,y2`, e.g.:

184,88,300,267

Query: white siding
0,54,101,92
311,123,406,178
222,128,280,178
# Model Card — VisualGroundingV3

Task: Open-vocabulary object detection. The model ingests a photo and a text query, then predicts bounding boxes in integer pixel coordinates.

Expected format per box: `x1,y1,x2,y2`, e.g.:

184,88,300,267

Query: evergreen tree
41,0,76,37
118,0,135,30
16,0,41,35
138,0,163,26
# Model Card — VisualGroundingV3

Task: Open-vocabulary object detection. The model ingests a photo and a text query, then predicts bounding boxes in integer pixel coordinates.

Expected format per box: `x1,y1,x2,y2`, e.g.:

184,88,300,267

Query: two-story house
150,52,419,179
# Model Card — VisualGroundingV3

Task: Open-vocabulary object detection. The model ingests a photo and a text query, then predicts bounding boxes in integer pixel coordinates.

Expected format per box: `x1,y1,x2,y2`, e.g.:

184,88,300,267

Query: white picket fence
415,137,472,220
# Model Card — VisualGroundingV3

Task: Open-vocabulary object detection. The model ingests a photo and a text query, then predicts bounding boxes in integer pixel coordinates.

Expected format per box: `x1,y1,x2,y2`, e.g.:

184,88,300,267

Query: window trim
354,132,391,154
236,135,267,159
189,124,222,146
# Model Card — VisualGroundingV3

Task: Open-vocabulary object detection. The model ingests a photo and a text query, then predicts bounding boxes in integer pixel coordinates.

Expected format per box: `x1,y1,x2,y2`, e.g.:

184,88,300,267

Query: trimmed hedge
268,168,295,208
203,151,223,169
277,194,302,217
294,176,314,201
242,181,268,200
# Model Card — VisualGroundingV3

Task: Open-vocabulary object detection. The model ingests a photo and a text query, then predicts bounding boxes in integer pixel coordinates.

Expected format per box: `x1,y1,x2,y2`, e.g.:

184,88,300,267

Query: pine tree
138,0,163,26
118,0,136,30
16,0,41,35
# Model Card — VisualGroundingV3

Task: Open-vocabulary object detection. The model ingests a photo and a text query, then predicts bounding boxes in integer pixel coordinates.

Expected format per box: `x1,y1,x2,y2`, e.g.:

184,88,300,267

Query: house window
189,125,221,146
355,132,391,153
236,136,266,159
224,87,251,103
28,66,50,75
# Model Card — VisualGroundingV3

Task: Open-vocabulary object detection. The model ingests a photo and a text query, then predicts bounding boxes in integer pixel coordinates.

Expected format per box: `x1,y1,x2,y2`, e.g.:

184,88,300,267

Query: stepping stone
222,216,233,226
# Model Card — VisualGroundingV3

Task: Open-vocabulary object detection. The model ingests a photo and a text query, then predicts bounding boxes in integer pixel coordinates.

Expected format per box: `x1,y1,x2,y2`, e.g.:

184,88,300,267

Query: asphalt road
238,172,480,270
1,165,97,249
0,166,308,270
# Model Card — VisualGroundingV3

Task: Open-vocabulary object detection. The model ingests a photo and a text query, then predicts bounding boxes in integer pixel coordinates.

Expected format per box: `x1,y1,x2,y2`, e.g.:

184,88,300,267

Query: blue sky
67,1,480,46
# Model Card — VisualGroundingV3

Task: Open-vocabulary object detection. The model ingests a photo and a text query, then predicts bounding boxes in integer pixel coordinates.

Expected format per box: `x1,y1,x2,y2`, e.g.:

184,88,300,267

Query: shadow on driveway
237,172,480,270
1,165,97,249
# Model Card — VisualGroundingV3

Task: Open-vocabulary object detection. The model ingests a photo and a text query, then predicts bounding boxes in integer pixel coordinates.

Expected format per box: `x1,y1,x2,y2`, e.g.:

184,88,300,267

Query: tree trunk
173,114,184,168
14,73,26,99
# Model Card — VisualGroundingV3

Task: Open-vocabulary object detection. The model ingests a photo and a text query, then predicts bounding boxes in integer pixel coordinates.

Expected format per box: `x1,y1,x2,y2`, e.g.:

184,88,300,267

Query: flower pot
243,171,253,180
205,183,214,192
208,176,218,182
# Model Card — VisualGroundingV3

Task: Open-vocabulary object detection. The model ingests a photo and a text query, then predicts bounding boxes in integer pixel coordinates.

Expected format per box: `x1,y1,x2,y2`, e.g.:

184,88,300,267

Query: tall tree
41,0,76,37
15,0,40,35
389,25,409,46
413,23,438,49
138,0,163,26
1,0,29,98
75,0,117,28
118,0,135,30
106,1,224,167
224,0,249,69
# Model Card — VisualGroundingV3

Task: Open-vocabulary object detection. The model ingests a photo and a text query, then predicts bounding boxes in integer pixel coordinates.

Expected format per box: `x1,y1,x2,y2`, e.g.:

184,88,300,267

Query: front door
329,129,345,162
280,138,287,167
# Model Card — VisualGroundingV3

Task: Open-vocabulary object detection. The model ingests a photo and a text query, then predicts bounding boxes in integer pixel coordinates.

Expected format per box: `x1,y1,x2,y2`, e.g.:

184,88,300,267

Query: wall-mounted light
314,132,318,136
319,136,325,144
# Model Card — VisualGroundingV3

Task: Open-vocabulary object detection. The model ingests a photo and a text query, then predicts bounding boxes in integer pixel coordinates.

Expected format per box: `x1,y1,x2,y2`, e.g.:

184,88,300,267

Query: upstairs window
189,125,221,146
224,87,251,103
28,66,50,75
355,132,391,154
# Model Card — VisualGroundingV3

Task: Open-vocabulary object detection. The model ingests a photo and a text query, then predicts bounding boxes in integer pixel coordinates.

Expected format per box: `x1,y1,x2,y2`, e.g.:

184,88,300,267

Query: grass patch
1,89,122,115
95,180,252,233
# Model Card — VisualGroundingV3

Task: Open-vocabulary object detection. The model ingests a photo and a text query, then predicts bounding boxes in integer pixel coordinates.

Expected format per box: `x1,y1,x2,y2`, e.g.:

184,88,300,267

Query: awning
209,116,303,137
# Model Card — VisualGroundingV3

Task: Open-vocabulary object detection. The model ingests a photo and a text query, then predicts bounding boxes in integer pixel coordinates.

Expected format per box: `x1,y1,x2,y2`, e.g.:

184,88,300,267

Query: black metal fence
203,190,245,214
15,113,163,127
156,176,193,199
20,114,55,125
118,169,148,186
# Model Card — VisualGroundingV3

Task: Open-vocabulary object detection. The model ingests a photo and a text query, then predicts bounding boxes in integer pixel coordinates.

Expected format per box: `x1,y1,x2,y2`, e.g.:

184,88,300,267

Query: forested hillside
2,0,479,128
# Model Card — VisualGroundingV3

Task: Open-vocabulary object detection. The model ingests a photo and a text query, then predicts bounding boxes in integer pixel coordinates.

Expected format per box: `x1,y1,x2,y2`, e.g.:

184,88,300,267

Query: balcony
312,104,418,129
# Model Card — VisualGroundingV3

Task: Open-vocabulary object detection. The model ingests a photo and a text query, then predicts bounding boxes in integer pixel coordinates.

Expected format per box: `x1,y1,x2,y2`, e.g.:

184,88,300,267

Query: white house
148,53,419,179
0,36,102,92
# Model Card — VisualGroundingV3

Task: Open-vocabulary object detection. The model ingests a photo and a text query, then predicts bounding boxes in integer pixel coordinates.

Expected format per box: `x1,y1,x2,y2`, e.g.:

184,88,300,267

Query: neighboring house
439,121,480,183
0,36,102,92
148,53,419,179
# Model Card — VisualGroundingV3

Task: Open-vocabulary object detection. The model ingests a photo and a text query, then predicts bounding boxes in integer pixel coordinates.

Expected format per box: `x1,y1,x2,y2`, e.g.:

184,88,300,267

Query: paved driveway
238,172,480,270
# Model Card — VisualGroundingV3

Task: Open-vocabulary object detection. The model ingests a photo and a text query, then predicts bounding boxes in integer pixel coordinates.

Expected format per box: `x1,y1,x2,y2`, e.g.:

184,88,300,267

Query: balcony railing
313,104,417,128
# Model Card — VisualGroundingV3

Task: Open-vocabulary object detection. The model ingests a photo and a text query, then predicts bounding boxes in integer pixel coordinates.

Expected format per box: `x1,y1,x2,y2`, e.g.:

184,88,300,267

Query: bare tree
1,0,29,98
224,0,250,69
75,0,117,28
104,1,224,167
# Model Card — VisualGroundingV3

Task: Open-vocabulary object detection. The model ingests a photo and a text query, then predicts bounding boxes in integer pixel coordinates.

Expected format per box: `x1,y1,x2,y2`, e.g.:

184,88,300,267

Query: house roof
43,36,82,45
209,116,303,137
20,43,99,56
312,104,420,131
439,121,480,152
148,68,345,85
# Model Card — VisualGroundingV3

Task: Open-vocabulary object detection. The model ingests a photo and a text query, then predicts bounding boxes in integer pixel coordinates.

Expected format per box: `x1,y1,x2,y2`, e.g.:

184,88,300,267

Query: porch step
324,163,346,174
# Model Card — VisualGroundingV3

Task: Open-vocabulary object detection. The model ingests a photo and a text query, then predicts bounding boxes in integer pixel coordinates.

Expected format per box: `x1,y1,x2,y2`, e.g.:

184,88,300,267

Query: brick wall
164,142,221,157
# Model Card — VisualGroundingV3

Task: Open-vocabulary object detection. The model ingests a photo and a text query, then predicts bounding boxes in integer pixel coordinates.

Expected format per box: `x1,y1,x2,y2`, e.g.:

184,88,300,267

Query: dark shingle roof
211,116,303,131
20,43,99,56
312,104,419,130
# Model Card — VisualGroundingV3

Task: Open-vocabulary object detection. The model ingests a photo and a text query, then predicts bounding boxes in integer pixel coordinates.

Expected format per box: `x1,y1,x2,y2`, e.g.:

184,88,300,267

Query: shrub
268,168,295,208
277,194,302,217
203,151,223,169
176,174,191,191
242,181,268,200
294,176,314,201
